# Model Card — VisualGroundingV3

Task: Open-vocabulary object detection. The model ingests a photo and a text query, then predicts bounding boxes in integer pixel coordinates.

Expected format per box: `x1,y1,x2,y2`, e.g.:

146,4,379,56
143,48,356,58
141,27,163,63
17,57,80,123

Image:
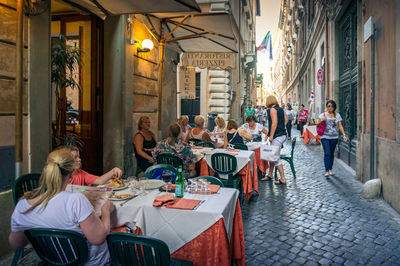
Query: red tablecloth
197,159,258,201
253,147,269,175
302,128,321,144
172,199,245,266
112,199,246,266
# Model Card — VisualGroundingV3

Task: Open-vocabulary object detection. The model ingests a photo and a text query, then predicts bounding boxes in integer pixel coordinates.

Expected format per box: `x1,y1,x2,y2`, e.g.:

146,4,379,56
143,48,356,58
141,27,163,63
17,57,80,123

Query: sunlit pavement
242,130,400,265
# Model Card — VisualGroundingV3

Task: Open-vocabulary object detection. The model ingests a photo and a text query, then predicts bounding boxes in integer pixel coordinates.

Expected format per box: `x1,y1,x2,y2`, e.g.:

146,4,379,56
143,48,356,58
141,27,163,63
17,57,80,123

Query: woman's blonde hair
167,122,181,145
22,149,76,213
177,115,189,128
194,115,205,126
265,95,279,108
138,116,150,130
214,117,226,129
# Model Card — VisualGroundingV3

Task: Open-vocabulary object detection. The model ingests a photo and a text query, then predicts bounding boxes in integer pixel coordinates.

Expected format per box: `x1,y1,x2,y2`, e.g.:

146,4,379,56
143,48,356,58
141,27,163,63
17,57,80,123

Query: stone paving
242,130,400,266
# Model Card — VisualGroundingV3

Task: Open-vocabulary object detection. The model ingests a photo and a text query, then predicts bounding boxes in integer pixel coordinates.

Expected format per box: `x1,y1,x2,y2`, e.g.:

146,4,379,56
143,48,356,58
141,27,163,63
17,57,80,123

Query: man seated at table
59,145,122,186
223,120,253,148
153,123,195,178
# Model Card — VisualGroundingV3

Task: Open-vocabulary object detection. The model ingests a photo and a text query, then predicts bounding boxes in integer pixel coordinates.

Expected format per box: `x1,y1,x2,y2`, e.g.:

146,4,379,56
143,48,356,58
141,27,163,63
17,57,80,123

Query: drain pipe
370,25,376,180
15,0,24,178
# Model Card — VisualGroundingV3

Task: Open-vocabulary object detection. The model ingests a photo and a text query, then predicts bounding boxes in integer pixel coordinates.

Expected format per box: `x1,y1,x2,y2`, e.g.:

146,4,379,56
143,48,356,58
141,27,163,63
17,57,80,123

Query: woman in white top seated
178,115,192,143
186,115,216,144
240,115,269,142
212,116,226,139
9,149,115,266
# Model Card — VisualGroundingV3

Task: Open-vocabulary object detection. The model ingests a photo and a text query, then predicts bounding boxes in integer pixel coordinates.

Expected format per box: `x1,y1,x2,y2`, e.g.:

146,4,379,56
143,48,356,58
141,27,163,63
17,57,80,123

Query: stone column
208,70,232,120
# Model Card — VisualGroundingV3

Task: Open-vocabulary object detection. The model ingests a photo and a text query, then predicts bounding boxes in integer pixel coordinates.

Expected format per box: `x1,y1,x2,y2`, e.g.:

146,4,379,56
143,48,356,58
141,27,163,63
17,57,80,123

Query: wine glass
162,173,172,193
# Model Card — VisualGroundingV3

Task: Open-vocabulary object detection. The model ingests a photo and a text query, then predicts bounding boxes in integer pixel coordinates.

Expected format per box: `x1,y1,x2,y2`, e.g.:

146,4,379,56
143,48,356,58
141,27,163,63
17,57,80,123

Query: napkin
165,198,202,210
208,184,220,193
225,152,238,156
192,146,204,149
152,194,175,207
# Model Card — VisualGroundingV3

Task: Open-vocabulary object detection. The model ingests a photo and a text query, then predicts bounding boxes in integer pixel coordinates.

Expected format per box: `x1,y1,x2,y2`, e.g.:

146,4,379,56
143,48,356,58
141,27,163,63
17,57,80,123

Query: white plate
108,184,129,191
109,194,135,201
135,179,165,190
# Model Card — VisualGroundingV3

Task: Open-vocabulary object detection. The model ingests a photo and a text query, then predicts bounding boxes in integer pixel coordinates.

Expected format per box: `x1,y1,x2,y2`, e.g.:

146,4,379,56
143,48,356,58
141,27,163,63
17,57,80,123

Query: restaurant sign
179,67,196,99
181,52,236,69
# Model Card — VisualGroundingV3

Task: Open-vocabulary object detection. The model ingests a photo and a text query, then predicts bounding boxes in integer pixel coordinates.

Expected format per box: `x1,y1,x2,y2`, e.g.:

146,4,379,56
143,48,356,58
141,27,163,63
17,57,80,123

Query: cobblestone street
242,130,400,265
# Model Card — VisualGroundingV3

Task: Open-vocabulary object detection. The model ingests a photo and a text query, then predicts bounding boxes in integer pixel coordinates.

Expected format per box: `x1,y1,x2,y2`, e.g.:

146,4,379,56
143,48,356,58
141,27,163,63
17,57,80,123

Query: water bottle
175,166,184,198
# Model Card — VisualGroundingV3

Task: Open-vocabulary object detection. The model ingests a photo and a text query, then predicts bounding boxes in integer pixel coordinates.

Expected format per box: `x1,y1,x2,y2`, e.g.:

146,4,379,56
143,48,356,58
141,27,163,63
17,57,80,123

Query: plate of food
109,193,135,201
107,177,128,191
135,179,165,190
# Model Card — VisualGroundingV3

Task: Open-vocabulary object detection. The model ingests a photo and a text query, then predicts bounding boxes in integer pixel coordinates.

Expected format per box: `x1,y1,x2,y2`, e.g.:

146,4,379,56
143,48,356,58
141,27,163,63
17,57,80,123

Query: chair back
144,164,178,179
156,153,183,169
188,138,203,145
210,153,237,175
12,173,41,205
233,143,248,150
197,141,215,148
25,228,88,266
189,123,196,129
290,137,297,158
107,232,170,266
195,176,224,187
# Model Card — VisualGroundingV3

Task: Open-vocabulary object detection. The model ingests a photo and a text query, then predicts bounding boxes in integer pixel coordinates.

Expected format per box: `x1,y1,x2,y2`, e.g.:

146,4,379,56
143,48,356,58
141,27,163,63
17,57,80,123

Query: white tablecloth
191,147,214,163
246,141,264,151
115,187,239,253
304,125,318,136
203,148,254,178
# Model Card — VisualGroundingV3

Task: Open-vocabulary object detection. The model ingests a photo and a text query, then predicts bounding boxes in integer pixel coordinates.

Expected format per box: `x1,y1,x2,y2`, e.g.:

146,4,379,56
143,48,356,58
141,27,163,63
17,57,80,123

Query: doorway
181,72,200,123
51,16,104,174
338,1,357,170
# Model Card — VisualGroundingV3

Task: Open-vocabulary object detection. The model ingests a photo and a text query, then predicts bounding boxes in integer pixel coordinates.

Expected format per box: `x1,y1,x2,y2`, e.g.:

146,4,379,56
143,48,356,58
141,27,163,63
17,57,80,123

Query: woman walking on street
262,95,288,184
297,104,308,136
317,100,348,177
285,103,295,140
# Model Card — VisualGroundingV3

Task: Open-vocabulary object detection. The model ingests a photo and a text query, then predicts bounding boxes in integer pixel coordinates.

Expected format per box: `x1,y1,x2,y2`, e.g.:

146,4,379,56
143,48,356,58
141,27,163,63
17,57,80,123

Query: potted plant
51,35,82,148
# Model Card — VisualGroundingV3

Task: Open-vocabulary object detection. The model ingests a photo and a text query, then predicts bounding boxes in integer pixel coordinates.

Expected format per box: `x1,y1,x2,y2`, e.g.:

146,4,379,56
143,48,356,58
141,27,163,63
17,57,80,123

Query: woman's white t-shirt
318,112,343,139
240,123,264,141
11,191,110,266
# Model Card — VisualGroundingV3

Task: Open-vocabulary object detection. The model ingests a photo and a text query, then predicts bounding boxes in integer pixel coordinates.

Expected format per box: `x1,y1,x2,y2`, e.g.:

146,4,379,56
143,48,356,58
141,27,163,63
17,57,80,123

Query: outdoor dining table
114,187,245,266
194,148,258,201
302,125,321,144
246,141,269,176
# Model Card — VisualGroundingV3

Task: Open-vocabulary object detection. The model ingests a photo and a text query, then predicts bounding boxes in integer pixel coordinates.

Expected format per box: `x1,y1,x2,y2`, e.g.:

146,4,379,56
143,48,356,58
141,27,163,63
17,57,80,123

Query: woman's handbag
317,113,326,136
260,142,280,162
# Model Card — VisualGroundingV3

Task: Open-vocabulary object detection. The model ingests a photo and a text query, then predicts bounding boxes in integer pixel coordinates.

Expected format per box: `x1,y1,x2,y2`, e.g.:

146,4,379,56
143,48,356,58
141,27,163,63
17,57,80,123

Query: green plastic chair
195,176,224,187
107,232,193,266
156,153,183,169
233,143,248,150
274,137,297,179
189,123,196,128
11,173,41,266
12,173,41,205
24,228,88,266
144,164,179,179
210,153,240,189
197,141,215,148
188,138,203,145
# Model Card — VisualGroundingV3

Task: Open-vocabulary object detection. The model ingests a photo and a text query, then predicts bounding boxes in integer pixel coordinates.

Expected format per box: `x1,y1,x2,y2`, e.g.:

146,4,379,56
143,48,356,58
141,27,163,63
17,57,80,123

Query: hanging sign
317,68,324,85
181,52,236,69
179,67,196,99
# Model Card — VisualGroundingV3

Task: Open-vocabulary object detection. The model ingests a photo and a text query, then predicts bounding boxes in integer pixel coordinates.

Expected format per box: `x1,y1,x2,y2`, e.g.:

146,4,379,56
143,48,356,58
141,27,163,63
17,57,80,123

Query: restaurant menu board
66,184,112,216
179,66,196,99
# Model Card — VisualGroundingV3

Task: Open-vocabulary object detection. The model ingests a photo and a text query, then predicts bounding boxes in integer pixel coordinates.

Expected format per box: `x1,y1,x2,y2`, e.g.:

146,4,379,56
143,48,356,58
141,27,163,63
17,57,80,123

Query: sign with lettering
181,52,236,69
179,67,196,99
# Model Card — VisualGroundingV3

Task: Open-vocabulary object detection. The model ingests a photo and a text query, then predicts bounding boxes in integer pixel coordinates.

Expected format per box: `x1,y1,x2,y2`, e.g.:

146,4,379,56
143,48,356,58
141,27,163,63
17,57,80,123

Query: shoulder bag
317,113,326,136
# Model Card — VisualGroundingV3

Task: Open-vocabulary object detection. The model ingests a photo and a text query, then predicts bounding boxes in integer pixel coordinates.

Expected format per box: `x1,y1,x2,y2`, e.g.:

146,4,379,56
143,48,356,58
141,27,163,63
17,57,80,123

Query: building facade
277,0,400,213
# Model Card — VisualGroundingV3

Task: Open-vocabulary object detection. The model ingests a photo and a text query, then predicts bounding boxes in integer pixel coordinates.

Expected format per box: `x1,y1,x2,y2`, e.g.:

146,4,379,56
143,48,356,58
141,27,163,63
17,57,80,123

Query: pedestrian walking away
317,100,348,177
263,95,288,184
285,103,295,140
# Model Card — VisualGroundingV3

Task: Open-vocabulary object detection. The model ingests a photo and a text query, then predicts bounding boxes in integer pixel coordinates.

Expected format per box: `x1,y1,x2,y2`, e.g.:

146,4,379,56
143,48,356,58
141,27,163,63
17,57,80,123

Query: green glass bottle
175,165,184,198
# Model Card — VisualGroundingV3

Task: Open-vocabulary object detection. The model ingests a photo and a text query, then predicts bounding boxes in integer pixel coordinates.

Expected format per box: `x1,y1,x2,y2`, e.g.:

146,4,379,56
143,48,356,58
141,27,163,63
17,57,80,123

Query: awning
147,12,241,53
64,0,201,19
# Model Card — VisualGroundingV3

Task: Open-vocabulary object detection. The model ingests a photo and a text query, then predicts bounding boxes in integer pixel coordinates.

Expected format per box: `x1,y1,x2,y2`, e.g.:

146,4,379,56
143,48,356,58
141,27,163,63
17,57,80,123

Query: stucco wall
364,0,396,140
0,190,14,258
